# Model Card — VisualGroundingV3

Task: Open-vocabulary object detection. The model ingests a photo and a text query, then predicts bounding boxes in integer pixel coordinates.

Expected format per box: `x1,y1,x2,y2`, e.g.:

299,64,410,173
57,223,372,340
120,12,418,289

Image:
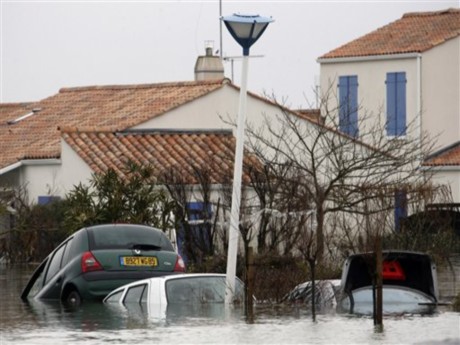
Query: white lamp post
222,13,273,304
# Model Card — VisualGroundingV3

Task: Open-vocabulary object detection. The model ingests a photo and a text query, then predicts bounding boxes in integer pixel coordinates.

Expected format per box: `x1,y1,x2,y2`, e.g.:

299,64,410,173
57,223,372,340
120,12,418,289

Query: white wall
17,140,94,203
320,56,419,141
132,85,285,134
422,37,460,149
429,169,460,203
20,162,61,203
58,139,94,195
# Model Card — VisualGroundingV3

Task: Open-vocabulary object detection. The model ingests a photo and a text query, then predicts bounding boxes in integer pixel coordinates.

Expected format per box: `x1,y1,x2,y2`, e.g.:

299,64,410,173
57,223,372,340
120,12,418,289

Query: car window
60,238,74,267
105,290,123,303
166,276,244,304
123,284,147,303
88,226,174,251
23,259,48,298
45,243,67,284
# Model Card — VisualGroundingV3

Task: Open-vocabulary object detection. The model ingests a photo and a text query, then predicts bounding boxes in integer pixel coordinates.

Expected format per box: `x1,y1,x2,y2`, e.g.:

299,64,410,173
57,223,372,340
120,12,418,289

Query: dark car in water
21,224,186,305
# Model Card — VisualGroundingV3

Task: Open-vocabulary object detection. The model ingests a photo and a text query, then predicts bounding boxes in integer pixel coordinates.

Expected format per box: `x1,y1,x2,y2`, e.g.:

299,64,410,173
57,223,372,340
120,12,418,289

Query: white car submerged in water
338,251,439,315
284,251,439,315
103,273,246,319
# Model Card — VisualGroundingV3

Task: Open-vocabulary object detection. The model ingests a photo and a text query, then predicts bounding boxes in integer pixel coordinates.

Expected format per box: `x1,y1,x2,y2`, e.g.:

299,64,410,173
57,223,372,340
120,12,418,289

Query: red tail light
383,260,405,281
174,255,186,272
81,251,103,273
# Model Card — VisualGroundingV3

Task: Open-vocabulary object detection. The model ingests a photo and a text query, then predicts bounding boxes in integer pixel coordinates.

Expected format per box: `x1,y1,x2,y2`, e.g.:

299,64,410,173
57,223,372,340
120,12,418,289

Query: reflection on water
1,265,459,345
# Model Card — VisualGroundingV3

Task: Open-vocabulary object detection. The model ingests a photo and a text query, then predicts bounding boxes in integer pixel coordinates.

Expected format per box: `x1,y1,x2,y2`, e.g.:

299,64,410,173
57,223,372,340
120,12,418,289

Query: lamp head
222,14,273,56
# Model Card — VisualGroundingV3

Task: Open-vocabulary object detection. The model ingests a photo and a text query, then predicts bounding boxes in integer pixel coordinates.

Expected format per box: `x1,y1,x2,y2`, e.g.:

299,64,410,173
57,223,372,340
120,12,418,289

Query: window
123,284,147,303
60,238,74,268
45,243,67,283
386,72,407,137
338,75,359,137
394,190,408,232
105,290,123,303
165,276,240,304
177,202,213,264
38,196,60,205
88,225,174,251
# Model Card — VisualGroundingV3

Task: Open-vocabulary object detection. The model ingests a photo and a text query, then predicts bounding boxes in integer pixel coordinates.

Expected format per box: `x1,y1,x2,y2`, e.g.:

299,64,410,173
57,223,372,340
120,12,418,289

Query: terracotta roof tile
424,141,460,166
62,129,258,184
320,8,460,59
0,80,225,170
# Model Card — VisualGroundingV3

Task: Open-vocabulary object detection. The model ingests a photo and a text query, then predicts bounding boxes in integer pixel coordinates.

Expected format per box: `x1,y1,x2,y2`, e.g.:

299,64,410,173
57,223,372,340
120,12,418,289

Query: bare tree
245,93,436,263
160,162,228,266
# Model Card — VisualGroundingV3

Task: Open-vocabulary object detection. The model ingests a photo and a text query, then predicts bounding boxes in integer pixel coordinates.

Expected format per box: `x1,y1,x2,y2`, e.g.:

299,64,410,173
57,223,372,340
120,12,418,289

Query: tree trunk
309,259,317,322
316,208,324,261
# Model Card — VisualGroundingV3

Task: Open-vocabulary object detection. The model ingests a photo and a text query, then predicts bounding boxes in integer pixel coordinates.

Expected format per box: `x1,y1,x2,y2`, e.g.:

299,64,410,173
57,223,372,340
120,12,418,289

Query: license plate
120,256,158,267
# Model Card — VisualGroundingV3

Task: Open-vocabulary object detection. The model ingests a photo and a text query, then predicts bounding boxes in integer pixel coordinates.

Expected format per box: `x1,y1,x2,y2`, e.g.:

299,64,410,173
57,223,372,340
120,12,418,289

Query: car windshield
88,225,174,251
165,276,243,304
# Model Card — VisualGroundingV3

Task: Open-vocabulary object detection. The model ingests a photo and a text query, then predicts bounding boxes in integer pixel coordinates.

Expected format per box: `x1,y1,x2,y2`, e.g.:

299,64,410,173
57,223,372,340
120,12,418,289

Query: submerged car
339,250,438,315
21,224,186,305
103,273,245,307
284,279,341,309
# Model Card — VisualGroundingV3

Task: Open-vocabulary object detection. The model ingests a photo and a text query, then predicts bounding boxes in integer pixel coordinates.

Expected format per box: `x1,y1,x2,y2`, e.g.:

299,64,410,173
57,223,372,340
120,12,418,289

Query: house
317,8,460,207
0,78,299,204
424,141,460,202
318,8,459,148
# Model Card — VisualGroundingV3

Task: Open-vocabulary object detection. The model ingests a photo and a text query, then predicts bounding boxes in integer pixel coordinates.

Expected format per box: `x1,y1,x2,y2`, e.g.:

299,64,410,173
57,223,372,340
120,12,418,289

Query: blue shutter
386,73,397,136
349,76,359,137
386,72,406,136
396,73,406,136
394,190,407,232
338,76,359,137
338,76,348,134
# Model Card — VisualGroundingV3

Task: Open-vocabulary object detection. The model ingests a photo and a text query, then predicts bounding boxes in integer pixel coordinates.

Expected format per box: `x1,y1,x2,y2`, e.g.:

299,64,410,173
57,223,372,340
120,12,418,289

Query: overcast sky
1,0,458,109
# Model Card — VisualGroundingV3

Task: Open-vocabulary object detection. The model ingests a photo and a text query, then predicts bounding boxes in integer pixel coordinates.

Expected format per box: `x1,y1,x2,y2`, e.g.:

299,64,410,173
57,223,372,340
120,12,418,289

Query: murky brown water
1,264,459,344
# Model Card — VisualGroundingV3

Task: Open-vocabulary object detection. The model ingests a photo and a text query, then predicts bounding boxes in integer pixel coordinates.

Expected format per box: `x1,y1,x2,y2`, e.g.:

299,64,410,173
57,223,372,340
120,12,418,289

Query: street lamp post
222,13,273,304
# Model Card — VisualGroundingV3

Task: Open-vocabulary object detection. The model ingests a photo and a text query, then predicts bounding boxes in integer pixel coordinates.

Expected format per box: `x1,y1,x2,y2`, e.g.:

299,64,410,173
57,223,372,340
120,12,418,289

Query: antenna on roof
223,55,264,81
219,0,223,59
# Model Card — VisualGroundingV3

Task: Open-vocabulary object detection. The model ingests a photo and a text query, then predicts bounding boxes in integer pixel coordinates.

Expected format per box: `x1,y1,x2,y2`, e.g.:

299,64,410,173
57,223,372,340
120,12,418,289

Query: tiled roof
62,129,258,184
320,8,460,59
295,109,323,124
0,80,226,170
424,141,460,166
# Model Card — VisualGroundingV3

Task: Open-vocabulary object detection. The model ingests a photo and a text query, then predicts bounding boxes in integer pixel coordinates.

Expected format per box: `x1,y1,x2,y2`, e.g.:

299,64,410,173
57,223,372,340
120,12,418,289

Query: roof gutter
0,159,61,176
416,53,422,153
317,52,421,64
420,165,460,172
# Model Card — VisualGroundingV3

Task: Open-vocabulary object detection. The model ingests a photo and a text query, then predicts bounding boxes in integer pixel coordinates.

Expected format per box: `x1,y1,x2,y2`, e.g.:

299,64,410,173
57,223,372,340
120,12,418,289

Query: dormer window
7,108,41,125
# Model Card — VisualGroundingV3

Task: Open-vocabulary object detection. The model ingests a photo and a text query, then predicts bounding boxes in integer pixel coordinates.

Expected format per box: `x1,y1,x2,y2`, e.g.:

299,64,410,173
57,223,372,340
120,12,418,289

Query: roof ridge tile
59,79,227,93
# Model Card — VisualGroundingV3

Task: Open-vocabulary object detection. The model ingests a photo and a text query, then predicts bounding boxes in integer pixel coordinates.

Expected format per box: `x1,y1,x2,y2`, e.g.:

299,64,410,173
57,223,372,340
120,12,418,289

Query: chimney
194,41,224,81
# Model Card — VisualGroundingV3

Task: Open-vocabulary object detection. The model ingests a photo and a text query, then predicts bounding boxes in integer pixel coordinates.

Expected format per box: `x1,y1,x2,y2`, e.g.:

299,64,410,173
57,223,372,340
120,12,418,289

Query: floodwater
1,265,459,345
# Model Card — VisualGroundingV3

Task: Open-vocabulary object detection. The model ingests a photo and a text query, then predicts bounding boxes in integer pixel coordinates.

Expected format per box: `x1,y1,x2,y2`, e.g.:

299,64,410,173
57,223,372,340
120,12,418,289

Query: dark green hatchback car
21,224,185,305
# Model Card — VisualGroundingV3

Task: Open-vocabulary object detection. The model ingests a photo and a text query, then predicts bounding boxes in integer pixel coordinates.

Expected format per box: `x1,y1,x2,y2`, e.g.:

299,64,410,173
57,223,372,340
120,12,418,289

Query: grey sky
1,0,458,109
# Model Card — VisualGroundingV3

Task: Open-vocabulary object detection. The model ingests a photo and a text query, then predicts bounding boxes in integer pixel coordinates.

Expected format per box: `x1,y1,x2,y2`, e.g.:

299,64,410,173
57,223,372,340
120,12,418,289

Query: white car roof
105,273,229,299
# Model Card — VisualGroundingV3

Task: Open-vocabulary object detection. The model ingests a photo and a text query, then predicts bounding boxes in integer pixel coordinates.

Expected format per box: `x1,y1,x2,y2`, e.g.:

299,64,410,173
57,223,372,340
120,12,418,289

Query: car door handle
55,277,62,286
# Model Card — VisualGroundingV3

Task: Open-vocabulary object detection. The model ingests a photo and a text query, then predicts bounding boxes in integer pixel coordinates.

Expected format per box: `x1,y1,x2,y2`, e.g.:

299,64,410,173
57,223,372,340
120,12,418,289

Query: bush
5,199,69,263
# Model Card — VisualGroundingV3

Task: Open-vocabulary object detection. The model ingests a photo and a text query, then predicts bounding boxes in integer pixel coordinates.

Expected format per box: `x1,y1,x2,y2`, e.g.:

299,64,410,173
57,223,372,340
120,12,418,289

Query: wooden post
375,236,383,328
246,246,255,321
